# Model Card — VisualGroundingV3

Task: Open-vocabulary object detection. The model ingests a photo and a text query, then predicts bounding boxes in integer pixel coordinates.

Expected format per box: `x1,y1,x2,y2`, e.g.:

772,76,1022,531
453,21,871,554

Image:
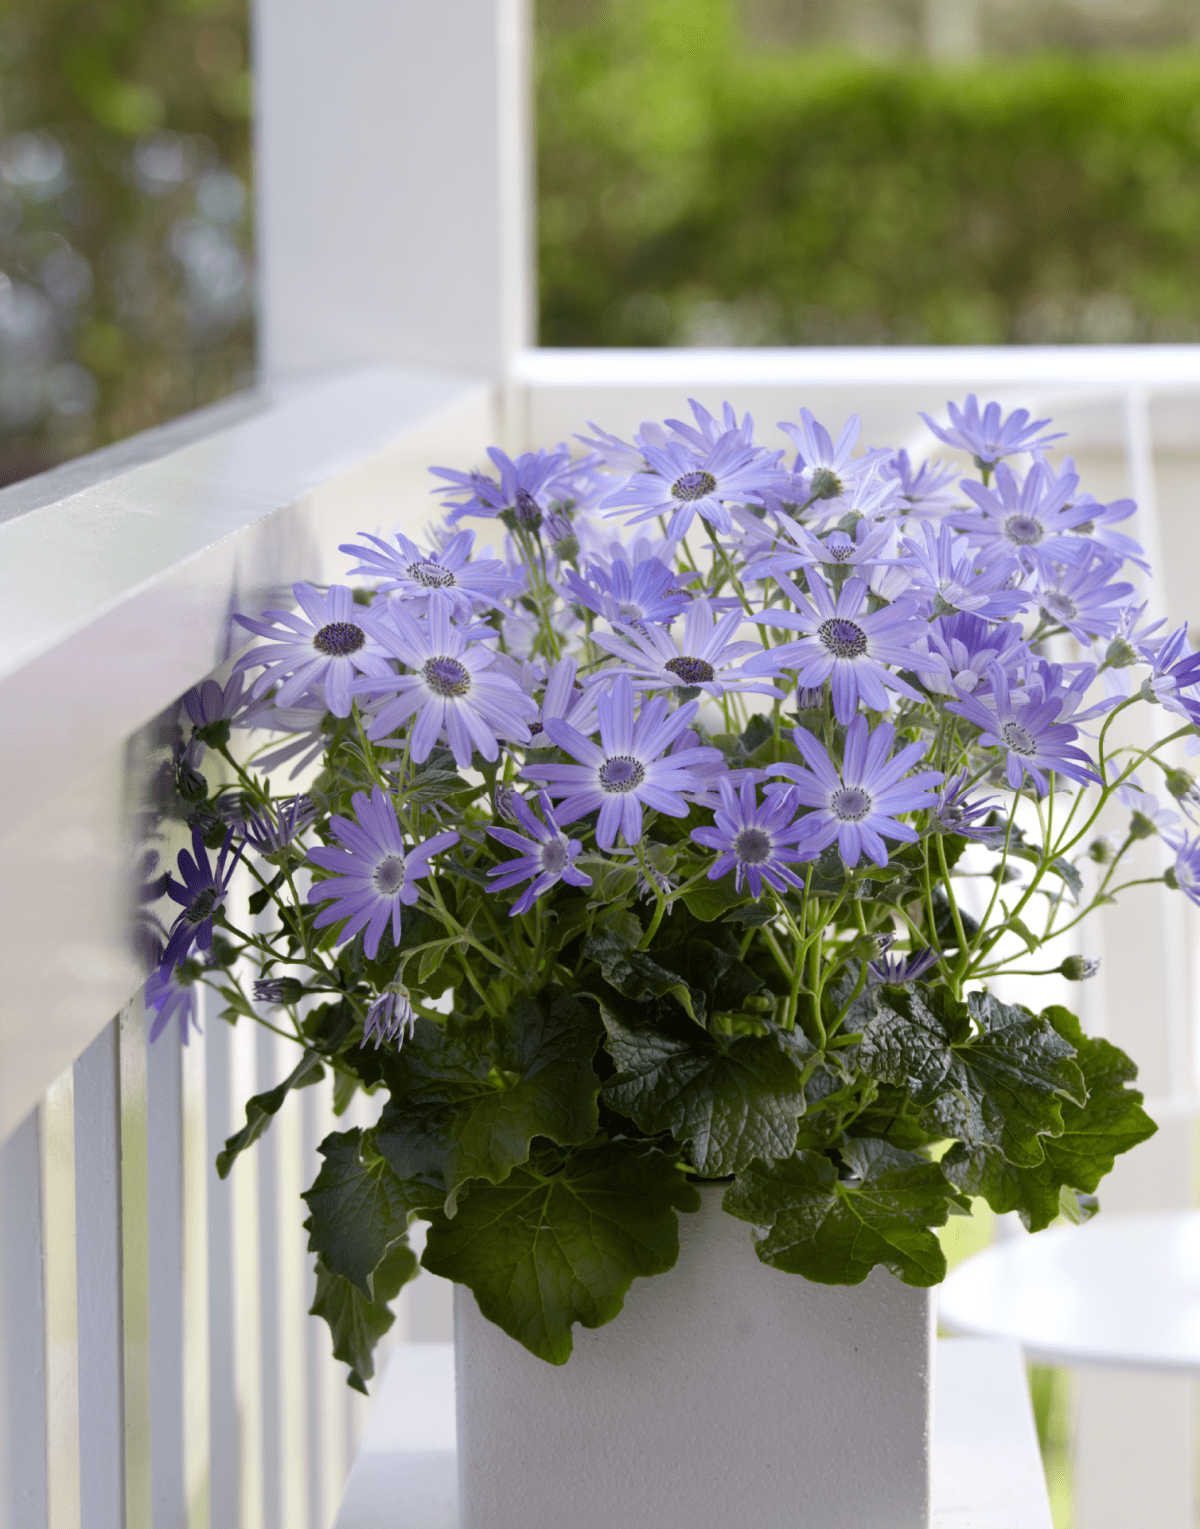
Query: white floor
335,1336,1051,1529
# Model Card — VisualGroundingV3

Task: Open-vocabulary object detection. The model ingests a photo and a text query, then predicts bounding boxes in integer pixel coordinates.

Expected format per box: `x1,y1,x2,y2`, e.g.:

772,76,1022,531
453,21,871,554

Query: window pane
0,0,253,486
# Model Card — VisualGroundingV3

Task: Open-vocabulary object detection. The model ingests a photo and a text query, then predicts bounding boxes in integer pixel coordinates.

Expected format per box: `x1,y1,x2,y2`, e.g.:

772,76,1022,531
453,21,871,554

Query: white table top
335,1337,1051,1529
939,1210,1200,1372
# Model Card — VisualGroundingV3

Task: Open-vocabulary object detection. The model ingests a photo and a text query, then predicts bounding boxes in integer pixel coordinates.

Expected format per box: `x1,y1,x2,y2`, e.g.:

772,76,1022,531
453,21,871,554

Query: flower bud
494,782,521,822
1087,837,1112,864
1165,865,1180,890
1060,955,1101,981
1103,635,1139,670
809,467,843,501
254,977,305,1005
176,758,209,802
1166,769,1200,806
1129,810,1156,840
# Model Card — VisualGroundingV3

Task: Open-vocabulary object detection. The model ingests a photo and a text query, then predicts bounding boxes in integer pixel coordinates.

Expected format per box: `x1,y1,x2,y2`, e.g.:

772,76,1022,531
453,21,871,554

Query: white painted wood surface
334,1337,1050,1529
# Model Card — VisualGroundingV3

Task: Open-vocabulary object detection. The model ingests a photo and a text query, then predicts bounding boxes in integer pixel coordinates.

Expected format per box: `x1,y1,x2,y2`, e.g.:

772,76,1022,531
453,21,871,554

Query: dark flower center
599,755,646,793
671,471,717,502
1072,519,1096,536
734,827,773,864
809,467,843,501
939,800,966,828
665,656,716,685
186,887,219,924
1001,721,1037,756
541,838,571,873
1042,590,1077,622
818,618,868,659
423,656,471,697
825,538,855,562
514,488,541,525
407,559,456,589
528,720,545,739
313,621,366,656
617,600,646,621
831,786,872,822
373,855,407,895
1003,514,1043,546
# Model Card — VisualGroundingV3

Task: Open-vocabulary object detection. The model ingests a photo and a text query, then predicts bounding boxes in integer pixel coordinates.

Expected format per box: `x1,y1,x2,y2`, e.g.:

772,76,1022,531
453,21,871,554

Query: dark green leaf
943,1005,1156,1230
723,1138,953,1286
722,903,778,929
421,1140,700,1364
310,1243,417,1393
679,876,750,922
601,1006,811,1175
302,1129,414,1298
858,986,1085,1167
216,1049,325,1178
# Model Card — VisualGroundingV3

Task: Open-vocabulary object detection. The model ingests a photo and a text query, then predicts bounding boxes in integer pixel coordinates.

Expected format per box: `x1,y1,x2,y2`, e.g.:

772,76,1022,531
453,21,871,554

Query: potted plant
149,395,1173,1527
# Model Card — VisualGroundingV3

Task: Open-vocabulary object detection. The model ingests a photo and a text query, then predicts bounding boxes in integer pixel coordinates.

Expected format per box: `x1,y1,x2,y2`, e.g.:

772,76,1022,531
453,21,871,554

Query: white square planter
455,1186,935,1529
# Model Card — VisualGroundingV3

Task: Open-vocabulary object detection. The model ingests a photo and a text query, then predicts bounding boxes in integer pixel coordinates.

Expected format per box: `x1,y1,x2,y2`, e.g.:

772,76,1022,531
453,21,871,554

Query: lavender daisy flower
363,986,416,1048
487,790,592,915
525,674,723,849
527,656,600,748
182,672,257,761
236,691,333,780
161,826,245,971
690,778,816,897
1143,623,1200,725
771,518,903,583
240,795,318,855
920,395,1065,467
766,715,944,869
233,584,395,717
946,662,1100,796
145,963,201,1044
880,449,961,519
339,528,517,616
935,772,1002,842
777,409,885,507
917,613,1027,698
306,785,458,959
743,574,945,724
1035,455,1149,571
563,552,689,626
951,462,1092,570
356,602,538,767
432,446,572,528
902,521,1030,622
574,421,654,475
1031,548,1135,643
591,597,783,701
601,433,782,540
868,948,941,985
1171,835,1200,908
665,398,754,453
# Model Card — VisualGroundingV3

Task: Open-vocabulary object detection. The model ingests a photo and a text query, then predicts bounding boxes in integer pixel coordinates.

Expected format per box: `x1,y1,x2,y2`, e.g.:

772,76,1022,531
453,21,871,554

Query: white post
253,0,534,383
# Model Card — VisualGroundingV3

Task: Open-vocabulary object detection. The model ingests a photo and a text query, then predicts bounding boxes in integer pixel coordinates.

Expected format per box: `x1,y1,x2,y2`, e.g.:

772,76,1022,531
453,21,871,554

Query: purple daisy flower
766,715,944,869
1143,624,1200,726
920,395,1065,467
1172,835,1200,908
951,462,1092,570
527,656,601,748
233,584,395,718
868,948,941,985
236,691,333,780
935,771,1002,842
601,432,782,540
363,987,416,1048
880,449,961,519
145,963,201,1045
690,777,816,897
486,790,592,915
946,662,1100,796
239,795,318,855
433,446,572,528
525,674,724,849
339,528,516,617
917,613,1027,698
901,521,1030,622
182,672,258,762
777,409,886,510
306,785,459,959
1031,547,1135,643
355,602,538,767
1035,456,1149,571
562,552,690,627
591,596,783,701
743,573,945,724
161,826,245,971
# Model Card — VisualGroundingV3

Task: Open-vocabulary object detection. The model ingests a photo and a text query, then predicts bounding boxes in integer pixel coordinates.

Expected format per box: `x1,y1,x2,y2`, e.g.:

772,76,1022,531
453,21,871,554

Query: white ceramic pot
455,1185,934,1529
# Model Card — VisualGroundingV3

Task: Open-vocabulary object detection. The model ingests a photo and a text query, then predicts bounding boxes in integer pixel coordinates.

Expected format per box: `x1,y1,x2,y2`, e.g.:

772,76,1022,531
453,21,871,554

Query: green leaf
858,987,1085,1168
722,1138,953,1286
216,1049,325,1178
943,1005,1156,1231
601,1005,811,1174
375,992,603,1213
310,1243,417,1393
679,876,750,922
1005,912,1041,953
302,1129,415,1299
420,1141,701,1364
722,903,778,929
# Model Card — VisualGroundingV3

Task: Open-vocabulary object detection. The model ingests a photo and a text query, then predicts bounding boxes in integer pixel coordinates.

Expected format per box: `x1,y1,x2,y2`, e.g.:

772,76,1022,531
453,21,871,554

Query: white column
254,0,534,382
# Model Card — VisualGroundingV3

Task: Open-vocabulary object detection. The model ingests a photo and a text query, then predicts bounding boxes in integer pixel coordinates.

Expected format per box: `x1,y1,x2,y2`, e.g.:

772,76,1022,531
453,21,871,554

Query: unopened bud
177,758,208,801
851,932,895,961
1166,769,1198,804
494,782,521,822
1060,955,1101,981
1129,811,1156,840
552,535,579,561
254,977,305,1005
1165,865,1180,890
1087,838,1112,863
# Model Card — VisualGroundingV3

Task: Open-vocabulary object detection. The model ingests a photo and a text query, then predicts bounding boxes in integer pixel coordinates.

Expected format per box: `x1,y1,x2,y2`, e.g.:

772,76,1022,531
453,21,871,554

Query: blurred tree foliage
537,0,1200,348
0,0,252,483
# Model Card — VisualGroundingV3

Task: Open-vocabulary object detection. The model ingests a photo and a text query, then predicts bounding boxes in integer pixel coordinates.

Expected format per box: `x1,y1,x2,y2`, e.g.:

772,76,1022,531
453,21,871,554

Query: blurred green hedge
538,0,1200,346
